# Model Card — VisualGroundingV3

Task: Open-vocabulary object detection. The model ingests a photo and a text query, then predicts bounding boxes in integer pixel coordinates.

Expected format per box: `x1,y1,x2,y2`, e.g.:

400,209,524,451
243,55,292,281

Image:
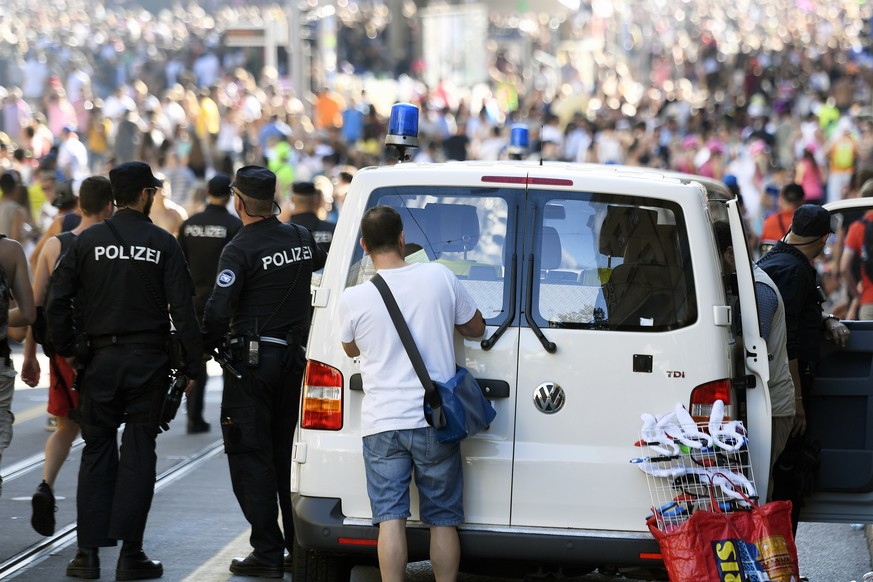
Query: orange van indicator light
301,361,344,430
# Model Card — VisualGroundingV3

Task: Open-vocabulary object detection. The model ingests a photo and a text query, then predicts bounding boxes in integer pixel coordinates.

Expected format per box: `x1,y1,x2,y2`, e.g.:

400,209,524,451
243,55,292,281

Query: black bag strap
371,273,445,428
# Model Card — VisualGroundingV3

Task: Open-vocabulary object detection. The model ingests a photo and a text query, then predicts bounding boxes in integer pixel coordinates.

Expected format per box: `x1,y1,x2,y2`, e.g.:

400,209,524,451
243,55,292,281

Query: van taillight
301,361,343,430
689,379,733,423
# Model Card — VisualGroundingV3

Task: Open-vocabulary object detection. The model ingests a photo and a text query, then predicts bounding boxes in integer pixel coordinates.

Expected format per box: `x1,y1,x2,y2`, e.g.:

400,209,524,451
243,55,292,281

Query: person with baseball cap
758,203,850,533
47,161,202,580
289,180,336,253
177,173,242,434
202,166,326,576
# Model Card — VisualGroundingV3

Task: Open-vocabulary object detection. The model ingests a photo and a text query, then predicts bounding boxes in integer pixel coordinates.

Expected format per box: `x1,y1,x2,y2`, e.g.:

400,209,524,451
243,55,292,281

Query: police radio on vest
94,245,162,264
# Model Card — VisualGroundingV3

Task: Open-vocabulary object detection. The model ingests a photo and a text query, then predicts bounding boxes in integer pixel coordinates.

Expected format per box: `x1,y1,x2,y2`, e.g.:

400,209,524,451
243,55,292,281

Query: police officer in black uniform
47,161,202,581
177,173,242,433
202,166,326,577
290,180,335,253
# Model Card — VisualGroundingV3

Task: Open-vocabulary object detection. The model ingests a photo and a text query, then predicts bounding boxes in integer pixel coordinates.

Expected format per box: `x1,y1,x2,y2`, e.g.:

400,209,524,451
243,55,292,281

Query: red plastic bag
648,499,799,582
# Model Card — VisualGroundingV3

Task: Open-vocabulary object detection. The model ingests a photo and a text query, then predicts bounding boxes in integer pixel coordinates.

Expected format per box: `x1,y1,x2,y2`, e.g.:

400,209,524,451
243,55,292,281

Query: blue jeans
362,427,463,526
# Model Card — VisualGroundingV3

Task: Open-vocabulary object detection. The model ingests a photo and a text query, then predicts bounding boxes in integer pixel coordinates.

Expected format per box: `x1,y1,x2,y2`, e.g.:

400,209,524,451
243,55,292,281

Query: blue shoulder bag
371,274,496,444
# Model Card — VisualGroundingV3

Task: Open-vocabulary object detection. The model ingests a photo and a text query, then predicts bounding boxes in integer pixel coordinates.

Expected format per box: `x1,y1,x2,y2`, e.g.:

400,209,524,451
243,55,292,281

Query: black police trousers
220,345,302,565
771,360,817,534
75,344,169,548
187,362,209,422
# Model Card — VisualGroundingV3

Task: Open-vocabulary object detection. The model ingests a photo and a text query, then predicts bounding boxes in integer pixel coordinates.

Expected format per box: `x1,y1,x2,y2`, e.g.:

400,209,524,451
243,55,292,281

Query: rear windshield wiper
481,251,516,351
525,252,556,353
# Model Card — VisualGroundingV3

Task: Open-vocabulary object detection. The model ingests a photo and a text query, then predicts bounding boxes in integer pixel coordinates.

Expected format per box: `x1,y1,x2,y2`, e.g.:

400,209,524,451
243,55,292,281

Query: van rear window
346,187,696,332
346,187,514,321
534,194,696,332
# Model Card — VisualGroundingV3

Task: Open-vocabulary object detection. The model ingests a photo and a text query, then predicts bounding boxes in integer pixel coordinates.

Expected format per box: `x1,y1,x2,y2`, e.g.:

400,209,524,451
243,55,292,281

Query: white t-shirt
339,263,479,437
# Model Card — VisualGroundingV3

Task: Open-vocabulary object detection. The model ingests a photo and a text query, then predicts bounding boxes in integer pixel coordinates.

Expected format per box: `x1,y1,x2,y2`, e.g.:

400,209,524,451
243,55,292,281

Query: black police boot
116,544,163,581
66,547,99,579
31,480,56,536
229,553,283,578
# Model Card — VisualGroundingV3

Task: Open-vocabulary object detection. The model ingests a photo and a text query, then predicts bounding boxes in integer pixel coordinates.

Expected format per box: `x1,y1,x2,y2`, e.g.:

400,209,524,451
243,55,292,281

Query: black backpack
32,231,76,357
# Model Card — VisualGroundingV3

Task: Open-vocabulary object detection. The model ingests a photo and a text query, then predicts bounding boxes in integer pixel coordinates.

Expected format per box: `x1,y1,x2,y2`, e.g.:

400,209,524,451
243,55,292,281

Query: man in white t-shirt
56,126,89,182
339,206,485,582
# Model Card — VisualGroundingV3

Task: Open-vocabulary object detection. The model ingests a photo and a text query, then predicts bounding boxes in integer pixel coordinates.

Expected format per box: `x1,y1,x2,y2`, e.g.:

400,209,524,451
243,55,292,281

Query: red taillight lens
689,378,733,423
301,360,343,430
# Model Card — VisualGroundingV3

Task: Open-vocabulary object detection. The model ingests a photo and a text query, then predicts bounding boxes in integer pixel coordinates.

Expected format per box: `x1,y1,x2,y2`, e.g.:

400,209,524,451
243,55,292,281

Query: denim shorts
362,427,463,527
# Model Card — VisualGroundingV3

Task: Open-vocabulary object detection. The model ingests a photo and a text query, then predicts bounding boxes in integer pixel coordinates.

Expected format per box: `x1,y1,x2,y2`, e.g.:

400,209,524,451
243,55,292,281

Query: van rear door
510,175,733,533
801,200,873,522
726,198,773,497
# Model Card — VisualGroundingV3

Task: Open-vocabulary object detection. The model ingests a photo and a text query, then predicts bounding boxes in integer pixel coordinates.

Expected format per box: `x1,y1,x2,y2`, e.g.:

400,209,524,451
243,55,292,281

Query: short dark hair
361,206,403,254
113,187,144,207
79,176,113,216
781,182,805,204
236,191,273,215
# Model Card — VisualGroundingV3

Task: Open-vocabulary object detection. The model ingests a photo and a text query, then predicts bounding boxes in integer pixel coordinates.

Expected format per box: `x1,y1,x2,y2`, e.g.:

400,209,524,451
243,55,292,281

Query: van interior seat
393,203,480,260
603,209,686,326
541,226,579,283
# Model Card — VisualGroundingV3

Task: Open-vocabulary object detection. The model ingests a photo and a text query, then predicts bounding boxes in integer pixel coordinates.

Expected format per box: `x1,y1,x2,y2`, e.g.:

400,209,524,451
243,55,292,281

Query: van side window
536,196,697,331
346,187,514,321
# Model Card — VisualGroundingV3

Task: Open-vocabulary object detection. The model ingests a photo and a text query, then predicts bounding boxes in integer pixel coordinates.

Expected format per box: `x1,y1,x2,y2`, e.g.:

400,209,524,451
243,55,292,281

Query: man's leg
43,414,80,487
429,525,460,582
377,519,408,582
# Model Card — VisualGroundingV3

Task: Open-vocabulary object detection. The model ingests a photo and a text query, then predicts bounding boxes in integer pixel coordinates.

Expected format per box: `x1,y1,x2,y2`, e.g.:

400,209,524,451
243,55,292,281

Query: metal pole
288,0,306,101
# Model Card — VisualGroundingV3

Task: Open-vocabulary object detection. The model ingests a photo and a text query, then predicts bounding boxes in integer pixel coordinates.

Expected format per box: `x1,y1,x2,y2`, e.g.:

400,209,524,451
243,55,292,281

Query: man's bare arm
456,309,486,338
342,340,360,358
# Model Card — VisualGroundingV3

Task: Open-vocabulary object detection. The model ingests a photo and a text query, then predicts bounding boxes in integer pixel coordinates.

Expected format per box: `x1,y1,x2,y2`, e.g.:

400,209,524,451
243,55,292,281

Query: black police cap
790,204,833,238
232,166,276,200
292,181,317,196
109,161,162,194
207,173,231,197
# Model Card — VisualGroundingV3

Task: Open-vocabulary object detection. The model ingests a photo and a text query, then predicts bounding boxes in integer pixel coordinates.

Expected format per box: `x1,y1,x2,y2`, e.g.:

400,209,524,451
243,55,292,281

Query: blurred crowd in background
0,0,872,277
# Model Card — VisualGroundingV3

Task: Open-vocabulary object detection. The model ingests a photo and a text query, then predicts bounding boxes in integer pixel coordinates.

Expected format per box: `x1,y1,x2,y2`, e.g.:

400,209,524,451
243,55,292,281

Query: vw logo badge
533,382,565,414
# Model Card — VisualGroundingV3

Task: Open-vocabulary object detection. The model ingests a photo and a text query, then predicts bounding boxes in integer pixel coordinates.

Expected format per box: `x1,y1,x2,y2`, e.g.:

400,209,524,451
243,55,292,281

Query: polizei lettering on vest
184,224,228,238
94,245,162,264
261,246,313,270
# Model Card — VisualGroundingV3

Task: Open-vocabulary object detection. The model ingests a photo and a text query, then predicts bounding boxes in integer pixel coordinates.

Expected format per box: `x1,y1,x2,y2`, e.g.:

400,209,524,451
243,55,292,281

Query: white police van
290,106,873,580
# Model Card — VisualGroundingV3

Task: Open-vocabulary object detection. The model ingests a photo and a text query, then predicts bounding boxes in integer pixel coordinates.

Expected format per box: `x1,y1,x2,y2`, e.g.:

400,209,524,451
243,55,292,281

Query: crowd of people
0,1,870,256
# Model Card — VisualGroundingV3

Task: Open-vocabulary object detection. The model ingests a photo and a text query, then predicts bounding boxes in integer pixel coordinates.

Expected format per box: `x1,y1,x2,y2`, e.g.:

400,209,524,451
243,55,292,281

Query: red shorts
47,355,78,417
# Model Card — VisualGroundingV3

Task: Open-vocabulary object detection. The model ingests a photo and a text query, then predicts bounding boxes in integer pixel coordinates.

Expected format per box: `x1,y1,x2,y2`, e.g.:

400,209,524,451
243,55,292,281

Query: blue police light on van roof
508,123,529,158
385,103,419,149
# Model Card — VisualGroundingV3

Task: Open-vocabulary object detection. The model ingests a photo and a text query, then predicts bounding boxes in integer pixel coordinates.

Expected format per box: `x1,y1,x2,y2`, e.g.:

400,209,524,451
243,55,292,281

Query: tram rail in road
0,439,85,485
0,438,224,580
